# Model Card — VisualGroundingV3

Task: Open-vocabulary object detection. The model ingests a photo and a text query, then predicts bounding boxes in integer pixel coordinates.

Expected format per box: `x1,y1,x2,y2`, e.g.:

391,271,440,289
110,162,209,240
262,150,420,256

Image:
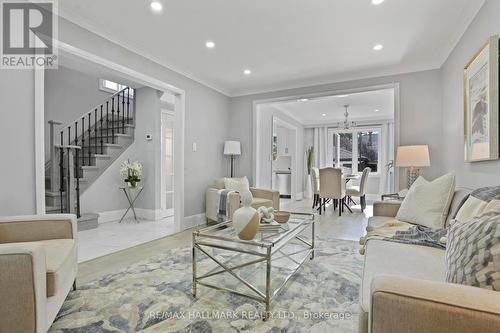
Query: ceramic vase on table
233,191,260,240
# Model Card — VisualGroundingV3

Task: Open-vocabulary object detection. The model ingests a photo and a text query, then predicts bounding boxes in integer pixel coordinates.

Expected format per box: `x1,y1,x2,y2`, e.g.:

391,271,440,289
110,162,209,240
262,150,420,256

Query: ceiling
59,0,484,96
269,88,394,125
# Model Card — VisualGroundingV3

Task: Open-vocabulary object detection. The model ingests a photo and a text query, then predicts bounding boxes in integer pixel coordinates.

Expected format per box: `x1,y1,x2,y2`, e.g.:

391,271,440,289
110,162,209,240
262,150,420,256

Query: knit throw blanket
217,189,234,222
384,225,448,250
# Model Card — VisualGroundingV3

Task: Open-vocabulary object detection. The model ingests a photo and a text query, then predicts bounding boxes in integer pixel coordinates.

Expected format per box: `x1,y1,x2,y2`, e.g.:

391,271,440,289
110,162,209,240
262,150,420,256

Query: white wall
0,71,37,215
441,0,500,188
230,70,443,191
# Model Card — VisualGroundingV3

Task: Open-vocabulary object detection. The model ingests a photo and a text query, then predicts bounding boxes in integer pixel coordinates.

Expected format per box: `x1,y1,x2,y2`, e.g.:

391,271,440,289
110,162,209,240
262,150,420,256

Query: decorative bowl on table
274,211,290,224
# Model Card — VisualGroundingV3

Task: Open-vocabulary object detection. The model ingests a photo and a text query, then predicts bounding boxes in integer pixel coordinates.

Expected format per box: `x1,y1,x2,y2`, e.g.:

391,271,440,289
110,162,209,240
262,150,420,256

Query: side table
119,186,144,223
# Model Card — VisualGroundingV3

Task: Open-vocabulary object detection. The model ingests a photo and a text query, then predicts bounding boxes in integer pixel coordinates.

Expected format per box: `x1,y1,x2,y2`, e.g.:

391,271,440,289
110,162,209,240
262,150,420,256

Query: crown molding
57,9,232,97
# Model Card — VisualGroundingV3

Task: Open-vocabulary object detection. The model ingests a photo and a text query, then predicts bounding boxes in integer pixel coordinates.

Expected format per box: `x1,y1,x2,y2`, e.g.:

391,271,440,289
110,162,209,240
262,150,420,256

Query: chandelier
338,104,356,129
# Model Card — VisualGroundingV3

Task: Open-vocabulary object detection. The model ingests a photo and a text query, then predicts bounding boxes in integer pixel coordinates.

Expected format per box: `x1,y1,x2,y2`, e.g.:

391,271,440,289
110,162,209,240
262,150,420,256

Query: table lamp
396,145,430,188
224,141,241,177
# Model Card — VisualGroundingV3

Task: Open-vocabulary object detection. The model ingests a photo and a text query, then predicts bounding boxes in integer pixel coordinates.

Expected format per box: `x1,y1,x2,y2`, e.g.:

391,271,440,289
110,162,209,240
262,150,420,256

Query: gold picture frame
464,35,499,162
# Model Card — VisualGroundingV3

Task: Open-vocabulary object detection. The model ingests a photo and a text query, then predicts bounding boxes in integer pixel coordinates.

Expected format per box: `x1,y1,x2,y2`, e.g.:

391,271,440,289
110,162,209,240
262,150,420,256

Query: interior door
161,112,174,218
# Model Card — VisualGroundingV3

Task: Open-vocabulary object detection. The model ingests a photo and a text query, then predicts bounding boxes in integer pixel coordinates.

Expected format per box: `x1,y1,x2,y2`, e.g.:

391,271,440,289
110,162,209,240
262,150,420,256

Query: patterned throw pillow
445,208,500,291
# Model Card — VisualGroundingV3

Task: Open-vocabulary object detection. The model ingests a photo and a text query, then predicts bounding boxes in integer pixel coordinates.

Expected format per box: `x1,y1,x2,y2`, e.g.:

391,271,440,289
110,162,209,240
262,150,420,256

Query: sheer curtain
313,126,329,168
378,122,395,194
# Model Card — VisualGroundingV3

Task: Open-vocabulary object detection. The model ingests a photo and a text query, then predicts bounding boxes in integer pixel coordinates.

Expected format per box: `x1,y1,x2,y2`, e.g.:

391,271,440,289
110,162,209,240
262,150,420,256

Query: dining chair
318,167,350,216
311,167,320,208
346,167,371,212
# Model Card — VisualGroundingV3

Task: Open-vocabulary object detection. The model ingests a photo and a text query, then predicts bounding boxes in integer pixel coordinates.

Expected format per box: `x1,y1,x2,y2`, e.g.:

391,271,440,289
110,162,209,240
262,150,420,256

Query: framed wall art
464,35,499,162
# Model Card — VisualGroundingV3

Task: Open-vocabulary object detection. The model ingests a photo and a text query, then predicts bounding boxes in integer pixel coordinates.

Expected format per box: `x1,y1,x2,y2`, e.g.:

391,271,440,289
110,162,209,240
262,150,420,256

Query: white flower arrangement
120,160,143,187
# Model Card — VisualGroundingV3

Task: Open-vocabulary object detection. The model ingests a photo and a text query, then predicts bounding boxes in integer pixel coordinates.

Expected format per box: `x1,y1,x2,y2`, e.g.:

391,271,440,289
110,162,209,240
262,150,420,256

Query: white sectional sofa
359,189,500,333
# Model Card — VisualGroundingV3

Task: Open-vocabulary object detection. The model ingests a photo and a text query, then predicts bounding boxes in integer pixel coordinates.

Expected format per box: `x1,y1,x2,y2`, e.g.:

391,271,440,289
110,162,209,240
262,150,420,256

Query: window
329,127,381,174
357,130,379,172
99,79,134,97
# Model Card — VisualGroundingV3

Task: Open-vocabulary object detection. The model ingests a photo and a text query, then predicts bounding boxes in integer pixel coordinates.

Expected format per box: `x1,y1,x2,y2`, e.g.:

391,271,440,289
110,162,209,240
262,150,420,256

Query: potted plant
305,146,314,198
120,160,143,188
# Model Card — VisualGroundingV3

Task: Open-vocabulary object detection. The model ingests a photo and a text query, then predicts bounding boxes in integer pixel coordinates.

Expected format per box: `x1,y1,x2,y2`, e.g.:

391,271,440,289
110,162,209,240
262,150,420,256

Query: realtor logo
1,0,58,69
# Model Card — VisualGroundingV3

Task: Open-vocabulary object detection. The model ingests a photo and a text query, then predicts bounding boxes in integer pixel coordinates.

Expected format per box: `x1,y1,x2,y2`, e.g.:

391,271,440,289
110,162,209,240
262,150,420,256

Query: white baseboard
98,209,126,223
98,210,207,229
135,208,163,220
98,208,164,223
183,213,206,230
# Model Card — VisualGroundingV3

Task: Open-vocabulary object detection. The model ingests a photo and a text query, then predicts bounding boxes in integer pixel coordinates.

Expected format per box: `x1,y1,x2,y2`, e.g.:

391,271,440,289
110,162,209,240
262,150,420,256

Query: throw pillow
453,196,488,224
224,176,250,193
484,200,500,213
214,178,226,189
446,208,500,291
396,173,455,229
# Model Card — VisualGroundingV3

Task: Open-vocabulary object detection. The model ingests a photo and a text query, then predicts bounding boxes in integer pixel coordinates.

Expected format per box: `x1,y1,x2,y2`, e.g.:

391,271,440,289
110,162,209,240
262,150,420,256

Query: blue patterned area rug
50,238,363,332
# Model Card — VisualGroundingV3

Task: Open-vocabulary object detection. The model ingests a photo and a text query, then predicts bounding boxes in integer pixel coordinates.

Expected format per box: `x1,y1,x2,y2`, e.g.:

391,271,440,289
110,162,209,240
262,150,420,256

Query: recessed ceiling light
373,44,384,51
322,113,327,117
243,69,252,75
298,98,309,102
150,1,163,12
371,0,385,5
375,109,380,112
205,41,215,49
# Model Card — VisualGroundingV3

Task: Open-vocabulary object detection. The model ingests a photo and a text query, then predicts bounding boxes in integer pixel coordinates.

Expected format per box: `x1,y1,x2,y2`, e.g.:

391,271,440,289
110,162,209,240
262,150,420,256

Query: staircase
45,87,135,230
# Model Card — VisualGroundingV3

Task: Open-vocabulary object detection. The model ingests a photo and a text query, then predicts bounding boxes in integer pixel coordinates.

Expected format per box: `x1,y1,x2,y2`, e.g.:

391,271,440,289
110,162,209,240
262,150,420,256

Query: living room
1,0,499,332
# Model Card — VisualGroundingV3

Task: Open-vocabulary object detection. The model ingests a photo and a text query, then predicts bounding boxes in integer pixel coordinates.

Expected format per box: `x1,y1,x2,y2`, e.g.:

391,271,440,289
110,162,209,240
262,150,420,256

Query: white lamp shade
224,141,241,155
396,145,430,167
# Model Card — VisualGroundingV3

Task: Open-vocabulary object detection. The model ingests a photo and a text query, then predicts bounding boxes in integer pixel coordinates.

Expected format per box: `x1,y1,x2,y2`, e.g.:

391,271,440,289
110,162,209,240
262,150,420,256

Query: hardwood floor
77,198,370,285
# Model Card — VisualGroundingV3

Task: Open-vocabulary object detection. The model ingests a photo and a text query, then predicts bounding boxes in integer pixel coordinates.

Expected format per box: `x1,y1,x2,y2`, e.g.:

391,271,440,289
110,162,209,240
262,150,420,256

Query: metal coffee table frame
192,212,315,317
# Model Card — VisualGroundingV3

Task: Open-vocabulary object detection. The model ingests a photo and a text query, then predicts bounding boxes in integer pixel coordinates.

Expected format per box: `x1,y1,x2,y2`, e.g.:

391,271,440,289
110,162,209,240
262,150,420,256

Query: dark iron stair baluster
111,97,115,144
59,131,64,213
75,147,80,218
74,122,78,178
127,88,130,124
100,105,104,154
94,108,98,156
81,117,85,166
106,101,109,144
116,94,121,136
121,90,125,133
88,113,91,164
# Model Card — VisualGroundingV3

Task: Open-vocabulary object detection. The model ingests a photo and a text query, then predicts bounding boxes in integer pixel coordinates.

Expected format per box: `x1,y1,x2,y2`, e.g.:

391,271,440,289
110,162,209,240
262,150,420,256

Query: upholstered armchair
0,214,78,333
206,178,280,223
347,167,371,212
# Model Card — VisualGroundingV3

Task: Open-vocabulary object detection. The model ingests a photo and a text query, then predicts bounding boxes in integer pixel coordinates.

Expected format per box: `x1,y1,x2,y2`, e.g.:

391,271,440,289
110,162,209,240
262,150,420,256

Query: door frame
272,116,299,200
34,40,186,232
252,82,401,194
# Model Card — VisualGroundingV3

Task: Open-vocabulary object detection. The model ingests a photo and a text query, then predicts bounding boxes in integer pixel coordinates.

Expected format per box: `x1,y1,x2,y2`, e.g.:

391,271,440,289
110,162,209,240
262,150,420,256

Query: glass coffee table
192,212,315,318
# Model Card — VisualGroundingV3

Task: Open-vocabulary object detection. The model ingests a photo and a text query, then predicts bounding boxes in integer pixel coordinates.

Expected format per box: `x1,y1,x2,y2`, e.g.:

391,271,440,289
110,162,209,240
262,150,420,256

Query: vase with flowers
120,160,143,188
